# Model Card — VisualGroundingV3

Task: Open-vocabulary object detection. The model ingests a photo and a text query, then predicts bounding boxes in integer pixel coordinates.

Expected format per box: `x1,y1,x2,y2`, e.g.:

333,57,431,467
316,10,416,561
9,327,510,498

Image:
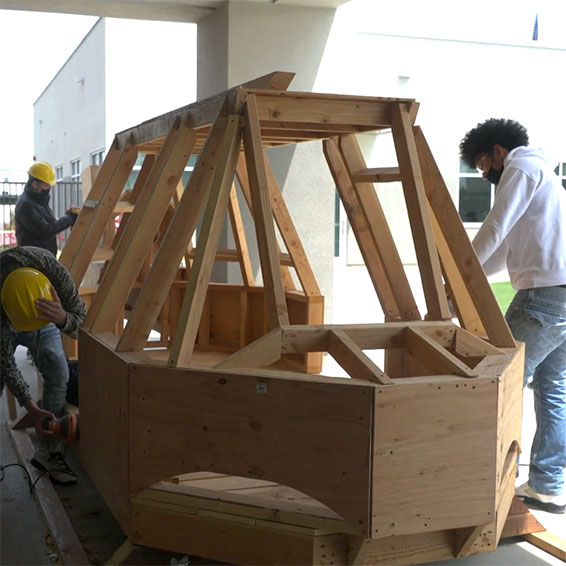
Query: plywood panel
371,377,497,538
78,330,131,529
128,362,373,535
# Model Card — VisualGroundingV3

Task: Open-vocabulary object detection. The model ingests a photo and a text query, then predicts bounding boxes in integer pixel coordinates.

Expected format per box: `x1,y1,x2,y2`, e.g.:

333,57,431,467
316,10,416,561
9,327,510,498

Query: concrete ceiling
0,0,350,23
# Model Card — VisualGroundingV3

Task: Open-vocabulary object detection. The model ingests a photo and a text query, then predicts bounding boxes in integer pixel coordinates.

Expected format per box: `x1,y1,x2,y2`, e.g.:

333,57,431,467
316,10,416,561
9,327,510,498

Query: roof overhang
0,0,351,24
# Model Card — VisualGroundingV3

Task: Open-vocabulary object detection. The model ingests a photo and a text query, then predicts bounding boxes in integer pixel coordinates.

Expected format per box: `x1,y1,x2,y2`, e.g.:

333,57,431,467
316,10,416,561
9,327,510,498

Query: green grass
490,281,515,314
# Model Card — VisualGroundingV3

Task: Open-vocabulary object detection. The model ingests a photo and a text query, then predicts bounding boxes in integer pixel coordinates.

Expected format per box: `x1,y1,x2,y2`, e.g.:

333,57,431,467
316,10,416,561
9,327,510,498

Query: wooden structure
61,72,526,565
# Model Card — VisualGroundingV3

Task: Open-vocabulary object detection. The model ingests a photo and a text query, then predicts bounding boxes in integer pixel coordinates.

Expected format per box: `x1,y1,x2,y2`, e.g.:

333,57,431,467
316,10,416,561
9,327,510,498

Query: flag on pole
532,13,538,41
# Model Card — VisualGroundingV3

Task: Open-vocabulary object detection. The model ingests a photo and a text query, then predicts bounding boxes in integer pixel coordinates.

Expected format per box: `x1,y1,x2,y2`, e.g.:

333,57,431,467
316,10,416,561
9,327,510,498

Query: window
55,166,63,182
91,149,105,166
458,161,494,223
554,162,566,190
70,159,81,183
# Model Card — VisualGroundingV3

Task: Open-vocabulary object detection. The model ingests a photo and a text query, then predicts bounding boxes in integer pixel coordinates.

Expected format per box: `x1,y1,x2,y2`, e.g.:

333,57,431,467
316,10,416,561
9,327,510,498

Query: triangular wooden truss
63,73,526,565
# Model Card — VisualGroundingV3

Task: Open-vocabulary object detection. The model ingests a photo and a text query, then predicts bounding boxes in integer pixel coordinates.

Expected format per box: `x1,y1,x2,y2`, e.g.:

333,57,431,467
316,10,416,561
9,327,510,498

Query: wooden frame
62,72,524,564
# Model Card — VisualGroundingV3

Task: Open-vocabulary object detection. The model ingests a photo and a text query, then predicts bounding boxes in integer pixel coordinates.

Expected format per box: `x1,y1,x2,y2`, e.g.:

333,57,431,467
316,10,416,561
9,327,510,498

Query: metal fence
1,181,82,251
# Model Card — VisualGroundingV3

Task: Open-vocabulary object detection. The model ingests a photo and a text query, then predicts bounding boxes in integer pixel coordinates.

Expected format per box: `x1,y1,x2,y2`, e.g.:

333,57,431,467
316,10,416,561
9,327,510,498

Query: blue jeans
505,286,566,496
11,323,69,417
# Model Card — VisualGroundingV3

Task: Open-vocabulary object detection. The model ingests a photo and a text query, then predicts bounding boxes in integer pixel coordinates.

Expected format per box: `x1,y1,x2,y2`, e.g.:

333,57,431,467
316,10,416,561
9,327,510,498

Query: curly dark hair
459,118,529,168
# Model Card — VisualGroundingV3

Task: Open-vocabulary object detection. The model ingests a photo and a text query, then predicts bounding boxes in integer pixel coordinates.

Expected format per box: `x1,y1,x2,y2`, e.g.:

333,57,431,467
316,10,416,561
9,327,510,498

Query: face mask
487,167,503,185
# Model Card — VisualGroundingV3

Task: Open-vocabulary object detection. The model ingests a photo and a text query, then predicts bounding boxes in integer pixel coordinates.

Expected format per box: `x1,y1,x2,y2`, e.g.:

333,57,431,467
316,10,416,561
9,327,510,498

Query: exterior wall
33,18,196,182
33,20,106,181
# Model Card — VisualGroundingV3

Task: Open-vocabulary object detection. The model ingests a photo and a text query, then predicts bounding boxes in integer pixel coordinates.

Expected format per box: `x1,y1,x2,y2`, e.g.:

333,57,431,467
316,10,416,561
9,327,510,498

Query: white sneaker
31,443,77,486
516,482,565,514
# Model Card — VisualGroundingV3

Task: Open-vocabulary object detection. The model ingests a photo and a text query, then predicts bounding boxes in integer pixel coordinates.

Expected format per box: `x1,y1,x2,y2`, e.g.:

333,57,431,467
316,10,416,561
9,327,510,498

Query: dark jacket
0,246,86,406
15,184,75,256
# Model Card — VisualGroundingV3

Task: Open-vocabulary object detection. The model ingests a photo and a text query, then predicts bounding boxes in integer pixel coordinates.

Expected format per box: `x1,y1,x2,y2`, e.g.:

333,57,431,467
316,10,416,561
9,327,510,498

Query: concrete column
197,1,337,319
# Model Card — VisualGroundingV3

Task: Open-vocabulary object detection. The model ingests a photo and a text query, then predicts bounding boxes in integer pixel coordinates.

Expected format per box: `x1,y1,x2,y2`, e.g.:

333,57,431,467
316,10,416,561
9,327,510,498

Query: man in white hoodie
460,118,566,514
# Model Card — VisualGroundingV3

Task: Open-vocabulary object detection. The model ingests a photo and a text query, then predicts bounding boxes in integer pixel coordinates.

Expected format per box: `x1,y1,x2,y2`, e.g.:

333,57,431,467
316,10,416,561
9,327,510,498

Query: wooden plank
338,135,421,321
351,167,402,183
453,328,504,358
116,103,231,353
88,119,196,333
263,152,321,296
227,183,254,286
501,497,545,538
8,426,90,566
430,202,487,336
524,531,566,562
131,501,324,566
168,115,242,367
235,154,296,290
60,142,138,285
390,103,451,320
412,126,516,347
127,361,373,536
214,328,282,369
322,137,400,319
243,94,289,329
279,321,453,353
328,329,392,384
404,327,477,378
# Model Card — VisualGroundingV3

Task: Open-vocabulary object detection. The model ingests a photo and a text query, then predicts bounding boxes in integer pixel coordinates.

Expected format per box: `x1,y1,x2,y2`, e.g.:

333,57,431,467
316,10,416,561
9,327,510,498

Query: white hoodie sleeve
472,167,536,266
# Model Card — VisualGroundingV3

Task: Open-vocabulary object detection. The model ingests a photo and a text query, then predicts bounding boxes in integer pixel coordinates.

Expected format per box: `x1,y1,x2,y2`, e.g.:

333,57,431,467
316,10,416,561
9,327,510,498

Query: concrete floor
1,263,565,565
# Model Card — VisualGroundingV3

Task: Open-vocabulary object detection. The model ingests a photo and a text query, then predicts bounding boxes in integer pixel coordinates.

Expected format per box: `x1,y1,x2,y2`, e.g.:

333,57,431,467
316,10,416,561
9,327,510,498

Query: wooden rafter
86,119,196,333
168,114,243,367
243,94,289,329
116,99,233,353
413,126,516,348
390,103,451,320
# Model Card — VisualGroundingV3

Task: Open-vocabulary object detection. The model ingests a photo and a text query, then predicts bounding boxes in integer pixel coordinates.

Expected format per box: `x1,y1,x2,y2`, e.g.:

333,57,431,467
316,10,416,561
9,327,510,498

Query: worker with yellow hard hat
0,246,86,485
14,161,80,257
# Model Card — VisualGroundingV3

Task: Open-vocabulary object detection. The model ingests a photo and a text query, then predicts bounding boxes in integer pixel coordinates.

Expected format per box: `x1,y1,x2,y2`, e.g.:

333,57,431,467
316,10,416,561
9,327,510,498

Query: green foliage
490,281,515,314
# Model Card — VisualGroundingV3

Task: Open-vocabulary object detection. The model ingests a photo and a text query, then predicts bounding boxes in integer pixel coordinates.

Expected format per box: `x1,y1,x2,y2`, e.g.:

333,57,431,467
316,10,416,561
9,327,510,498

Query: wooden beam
168,115,242,367
339,135,422,320
235,154,296,290
214,328,283,370
390,102,451,320
328,329,392,384
59,141,138,285
116,100,233,353
404,327,477,378
227,183,255,286
351,167,402,183
87,119,196,333
243,94,289,329
323,137,400,319
413,126,516,348
264,152,321,296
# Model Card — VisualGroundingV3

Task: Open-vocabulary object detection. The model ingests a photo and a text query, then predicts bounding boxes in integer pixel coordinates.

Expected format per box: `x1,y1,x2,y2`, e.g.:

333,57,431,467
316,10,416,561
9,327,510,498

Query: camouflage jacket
0,246,86,406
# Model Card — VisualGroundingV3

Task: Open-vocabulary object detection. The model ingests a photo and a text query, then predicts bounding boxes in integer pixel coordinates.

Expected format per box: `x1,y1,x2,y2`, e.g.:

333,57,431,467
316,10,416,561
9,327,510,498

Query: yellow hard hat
1,268,53,331
28,161,56,186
